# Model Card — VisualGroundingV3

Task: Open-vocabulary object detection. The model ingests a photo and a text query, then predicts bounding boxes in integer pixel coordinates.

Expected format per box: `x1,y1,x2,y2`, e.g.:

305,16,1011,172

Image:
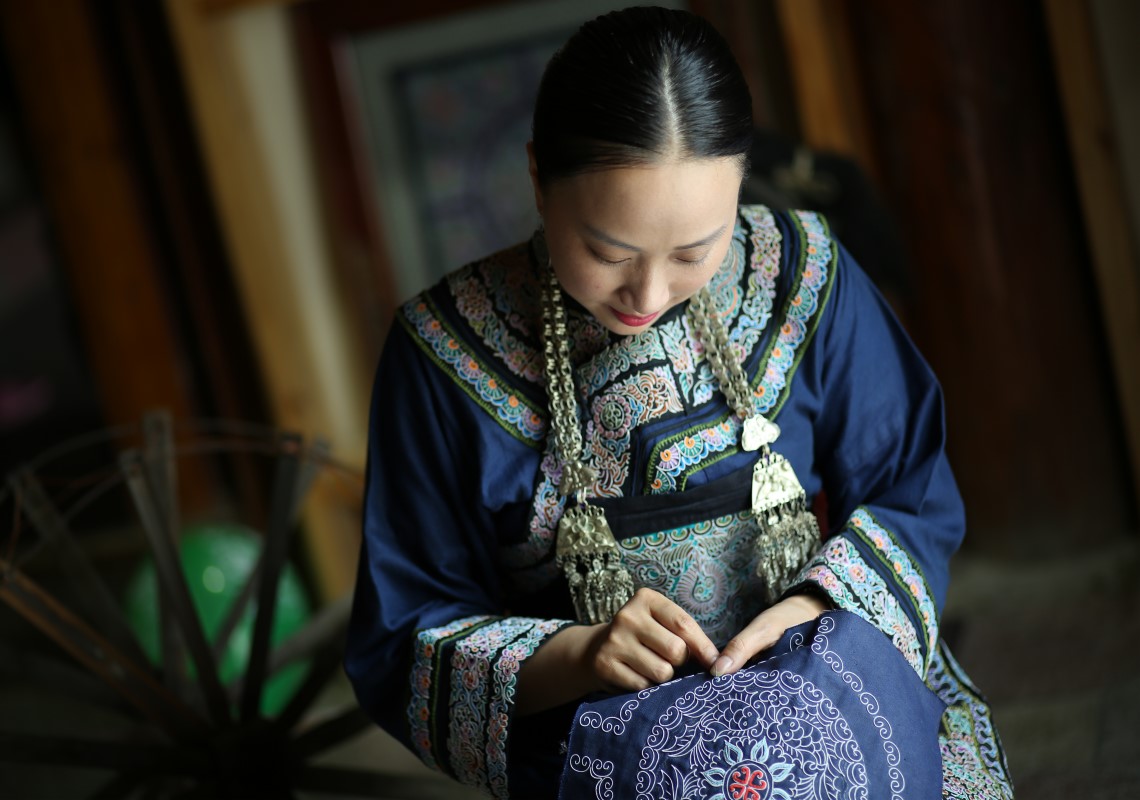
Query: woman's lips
609,307,661,327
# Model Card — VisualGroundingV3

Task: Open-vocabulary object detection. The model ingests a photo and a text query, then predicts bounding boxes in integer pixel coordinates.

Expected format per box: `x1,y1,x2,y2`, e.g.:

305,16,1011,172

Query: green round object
123,522,312,717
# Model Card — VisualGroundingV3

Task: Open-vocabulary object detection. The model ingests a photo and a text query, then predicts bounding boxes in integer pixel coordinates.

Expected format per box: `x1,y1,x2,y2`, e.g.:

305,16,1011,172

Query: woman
346,7,1013,798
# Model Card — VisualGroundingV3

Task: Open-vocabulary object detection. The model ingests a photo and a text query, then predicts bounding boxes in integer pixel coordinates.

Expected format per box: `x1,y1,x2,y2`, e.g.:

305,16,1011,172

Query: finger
599,657,659,694
646,595,719,668
711,609,784,677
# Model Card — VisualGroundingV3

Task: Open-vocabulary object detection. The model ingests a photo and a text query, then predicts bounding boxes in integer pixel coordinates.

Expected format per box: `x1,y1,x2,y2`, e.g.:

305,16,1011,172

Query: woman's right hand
583,587,719,693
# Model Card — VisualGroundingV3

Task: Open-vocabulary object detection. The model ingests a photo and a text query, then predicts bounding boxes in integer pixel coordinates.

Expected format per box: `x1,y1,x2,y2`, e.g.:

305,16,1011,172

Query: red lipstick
610,307,661,327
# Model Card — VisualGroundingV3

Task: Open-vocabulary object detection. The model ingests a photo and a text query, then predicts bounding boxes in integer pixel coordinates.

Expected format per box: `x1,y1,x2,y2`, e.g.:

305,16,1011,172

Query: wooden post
164,0,369,598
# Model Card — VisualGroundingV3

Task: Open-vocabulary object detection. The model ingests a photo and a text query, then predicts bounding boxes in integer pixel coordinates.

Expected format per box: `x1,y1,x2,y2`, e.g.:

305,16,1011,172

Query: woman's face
530,151,742,336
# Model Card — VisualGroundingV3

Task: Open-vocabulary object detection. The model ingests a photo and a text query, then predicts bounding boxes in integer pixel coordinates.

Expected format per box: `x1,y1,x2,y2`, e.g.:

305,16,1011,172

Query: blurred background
0,0,1136,797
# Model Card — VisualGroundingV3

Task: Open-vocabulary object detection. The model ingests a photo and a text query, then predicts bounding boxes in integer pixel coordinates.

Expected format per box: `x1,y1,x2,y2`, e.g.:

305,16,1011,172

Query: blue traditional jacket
346,206,1013,799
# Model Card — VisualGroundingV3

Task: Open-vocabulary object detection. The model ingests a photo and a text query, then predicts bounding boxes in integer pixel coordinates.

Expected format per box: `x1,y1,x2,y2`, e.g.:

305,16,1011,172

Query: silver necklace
538,235,819,623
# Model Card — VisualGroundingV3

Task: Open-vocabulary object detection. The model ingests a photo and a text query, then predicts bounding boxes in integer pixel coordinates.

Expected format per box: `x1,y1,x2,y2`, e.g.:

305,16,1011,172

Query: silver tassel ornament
751,447,820,604
556,504,636,624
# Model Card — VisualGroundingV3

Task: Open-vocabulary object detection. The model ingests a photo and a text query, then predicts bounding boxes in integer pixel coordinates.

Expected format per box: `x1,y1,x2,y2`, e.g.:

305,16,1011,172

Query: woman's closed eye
589,248,632,266
674,249,711,266
675,253,710,266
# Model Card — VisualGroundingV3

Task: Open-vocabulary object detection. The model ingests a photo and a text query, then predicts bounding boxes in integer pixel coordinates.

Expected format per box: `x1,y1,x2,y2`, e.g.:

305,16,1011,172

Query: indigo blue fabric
559,611,945,800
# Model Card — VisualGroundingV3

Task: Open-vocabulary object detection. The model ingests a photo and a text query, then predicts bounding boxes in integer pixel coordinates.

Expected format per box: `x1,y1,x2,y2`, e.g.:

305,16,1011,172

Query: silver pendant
741,414,780,452
556,504,636,624
751,448,820,604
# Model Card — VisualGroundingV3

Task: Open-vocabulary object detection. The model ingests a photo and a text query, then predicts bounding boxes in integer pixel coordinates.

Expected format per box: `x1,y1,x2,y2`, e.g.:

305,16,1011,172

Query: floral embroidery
751,210,834,417
401,296,547,446
927,642,1014,799
732,206,782,357
450,253,544,383
797,536,924,673
646,418,740,494
577,325,668,398
616,512,765,646
439,617,573,796
486,619,568,796
703,739,794,800
848,507,938,665
659,315,717,407
408,615,494,771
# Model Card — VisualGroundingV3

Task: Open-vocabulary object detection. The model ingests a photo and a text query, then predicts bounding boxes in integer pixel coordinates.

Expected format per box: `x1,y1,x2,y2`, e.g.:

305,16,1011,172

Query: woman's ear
526,141,544,217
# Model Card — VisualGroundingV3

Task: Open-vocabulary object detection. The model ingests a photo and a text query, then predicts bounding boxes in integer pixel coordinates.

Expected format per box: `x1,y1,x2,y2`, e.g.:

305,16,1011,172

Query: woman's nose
620,265,669,314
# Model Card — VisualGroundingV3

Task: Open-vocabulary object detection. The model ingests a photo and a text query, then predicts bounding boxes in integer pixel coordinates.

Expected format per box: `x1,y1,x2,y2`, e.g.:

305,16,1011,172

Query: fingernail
711,655,732,677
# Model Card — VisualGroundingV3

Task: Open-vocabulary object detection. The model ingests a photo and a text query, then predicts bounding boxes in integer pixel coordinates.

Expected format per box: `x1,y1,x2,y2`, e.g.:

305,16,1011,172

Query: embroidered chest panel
616,512,767,647
400,207,837,594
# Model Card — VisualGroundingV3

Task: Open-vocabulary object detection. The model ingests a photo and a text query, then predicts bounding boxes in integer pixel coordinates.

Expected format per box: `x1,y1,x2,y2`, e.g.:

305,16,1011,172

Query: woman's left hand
711,593,829,677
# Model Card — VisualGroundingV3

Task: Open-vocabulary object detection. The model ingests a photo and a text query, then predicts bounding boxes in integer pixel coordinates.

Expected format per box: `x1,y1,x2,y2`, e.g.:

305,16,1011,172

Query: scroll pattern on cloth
793,508,938,675
927,641,1015,799
407,615,573,797
792,613,906,800
637,670,867,800
400,296,547,446
559,612,950,800
615,512,765,646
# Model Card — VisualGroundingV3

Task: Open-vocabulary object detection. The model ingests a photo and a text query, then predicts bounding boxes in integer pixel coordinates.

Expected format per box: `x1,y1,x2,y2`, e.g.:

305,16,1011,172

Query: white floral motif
635,668,868,800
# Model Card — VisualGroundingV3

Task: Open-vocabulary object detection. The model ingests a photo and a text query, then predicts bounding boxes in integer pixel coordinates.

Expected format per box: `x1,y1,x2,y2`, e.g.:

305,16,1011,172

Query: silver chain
686,286,754,420
539,248,599,497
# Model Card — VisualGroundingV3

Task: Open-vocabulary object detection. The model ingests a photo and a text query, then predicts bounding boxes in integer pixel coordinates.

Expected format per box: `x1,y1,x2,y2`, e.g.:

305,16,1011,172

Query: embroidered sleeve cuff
788,507,938,676
407,615,576,798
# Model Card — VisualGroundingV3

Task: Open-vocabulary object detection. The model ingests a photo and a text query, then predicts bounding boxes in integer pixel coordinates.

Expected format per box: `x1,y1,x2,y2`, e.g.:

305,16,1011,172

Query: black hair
532,6,753,184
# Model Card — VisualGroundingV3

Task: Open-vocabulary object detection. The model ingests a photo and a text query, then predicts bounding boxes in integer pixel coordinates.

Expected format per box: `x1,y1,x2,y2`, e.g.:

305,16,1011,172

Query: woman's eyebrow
584,223,728,252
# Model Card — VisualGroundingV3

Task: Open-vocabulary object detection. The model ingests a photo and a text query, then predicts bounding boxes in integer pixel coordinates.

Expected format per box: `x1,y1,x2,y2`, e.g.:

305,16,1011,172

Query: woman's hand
711,593,829,677
584,587,720,693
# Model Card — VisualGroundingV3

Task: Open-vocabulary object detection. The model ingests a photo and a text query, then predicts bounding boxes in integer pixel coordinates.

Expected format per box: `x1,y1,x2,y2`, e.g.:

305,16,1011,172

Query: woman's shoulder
393,239,551,448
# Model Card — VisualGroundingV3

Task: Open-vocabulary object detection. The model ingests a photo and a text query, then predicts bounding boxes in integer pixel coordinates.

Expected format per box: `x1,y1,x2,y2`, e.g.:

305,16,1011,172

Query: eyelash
589,250,709,267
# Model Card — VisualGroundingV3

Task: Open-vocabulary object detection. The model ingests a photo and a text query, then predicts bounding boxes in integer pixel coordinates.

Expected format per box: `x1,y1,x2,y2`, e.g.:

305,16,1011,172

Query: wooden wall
778,0,1137,556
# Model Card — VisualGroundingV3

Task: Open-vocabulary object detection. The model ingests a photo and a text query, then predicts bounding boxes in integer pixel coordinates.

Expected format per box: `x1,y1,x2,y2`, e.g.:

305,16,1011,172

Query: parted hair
532,6,753,184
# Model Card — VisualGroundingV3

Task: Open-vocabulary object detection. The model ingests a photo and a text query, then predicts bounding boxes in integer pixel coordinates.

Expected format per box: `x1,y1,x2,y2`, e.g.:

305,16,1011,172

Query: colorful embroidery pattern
584,367,684,498
848,508,939,665
646,417,740,494
926,642,1014,799
408,614,495,771
450,255,544,384
797,536,925,674
616,512,766,646
751,211,835,417
401,296,547,446
411,615,572,797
